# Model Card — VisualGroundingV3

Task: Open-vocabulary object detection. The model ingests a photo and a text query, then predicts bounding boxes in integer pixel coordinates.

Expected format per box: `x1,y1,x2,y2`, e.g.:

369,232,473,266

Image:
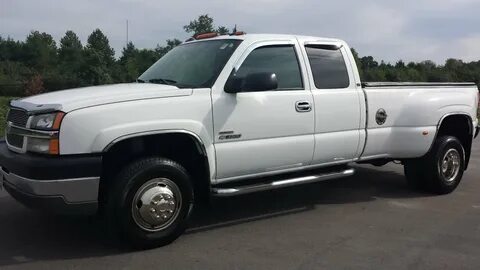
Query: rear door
212,39,315,181
301,43,363,164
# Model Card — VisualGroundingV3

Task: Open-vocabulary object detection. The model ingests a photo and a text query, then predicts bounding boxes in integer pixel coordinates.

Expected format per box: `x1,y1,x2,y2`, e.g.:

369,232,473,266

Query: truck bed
359,82,478,161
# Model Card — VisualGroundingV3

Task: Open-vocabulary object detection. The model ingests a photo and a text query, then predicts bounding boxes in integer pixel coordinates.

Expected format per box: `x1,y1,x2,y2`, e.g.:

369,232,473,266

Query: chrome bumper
1,167,99,214
1,166,99,203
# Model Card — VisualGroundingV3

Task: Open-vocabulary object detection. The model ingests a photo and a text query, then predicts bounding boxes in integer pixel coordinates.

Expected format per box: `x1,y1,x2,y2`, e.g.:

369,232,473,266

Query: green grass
0,97,18,136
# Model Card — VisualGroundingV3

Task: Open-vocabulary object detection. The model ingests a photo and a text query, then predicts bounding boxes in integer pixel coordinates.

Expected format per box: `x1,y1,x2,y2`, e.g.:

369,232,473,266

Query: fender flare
428,112,473,168
103,129,208,155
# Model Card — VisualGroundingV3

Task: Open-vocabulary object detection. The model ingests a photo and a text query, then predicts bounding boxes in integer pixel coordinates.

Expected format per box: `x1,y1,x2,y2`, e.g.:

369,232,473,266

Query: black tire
404,136,465,195
106,157,194,249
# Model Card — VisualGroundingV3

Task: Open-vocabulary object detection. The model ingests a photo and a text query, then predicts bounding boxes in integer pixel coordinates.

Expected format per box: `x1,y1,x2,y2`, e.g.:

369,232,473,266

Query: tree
58,30,83,65
119,41,140,81
183,14,230,35
23,31,57,72
55,31,85,88
120,41,137,64
119,41,163,82
82,29,115,85
85,29,115,65
155,39,182,57
395,60,405,69
0,36,25,62
184,14,214,34
216,26,230,35
350,48,363,78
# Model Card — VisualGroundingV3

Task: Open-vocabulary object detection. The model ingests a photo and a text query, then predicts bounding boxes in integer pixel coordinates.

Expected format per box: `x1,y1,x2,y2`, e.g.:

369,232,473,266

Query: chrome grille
7,108,29,127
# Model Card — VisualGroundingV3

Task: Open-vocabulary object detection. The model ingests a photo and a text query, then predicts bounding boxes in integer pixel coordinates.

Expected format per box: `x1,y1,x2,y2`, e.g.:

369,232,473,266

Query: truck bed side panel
360,86,478,160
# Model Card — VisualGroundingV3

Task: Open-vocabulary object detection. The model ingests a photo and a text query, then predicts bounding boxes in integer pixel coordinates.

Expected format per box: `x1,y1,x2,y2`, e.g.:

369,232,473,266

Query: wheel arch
433,112,474,169
103,129,209,155
100,130,214,204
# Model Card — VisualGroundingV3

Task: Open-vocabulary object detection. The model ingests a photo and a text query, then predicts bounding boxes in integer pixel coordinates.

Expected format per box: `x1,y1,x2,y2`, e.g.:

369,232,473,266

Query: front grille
6,133,24,148
6,107,29,150
7,108,29,127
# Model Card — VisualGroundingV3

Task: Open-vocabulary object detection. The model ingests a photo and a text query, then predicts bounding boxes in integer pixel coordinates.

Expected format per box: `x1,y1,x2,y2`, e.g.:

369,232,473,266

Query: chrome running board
212,168,355,197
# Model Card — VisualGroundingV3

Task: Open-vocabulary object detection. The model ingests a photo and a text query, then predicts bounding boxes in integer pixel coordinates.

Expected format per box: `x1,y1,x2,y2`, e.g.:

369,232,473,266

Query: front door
212,40,315,182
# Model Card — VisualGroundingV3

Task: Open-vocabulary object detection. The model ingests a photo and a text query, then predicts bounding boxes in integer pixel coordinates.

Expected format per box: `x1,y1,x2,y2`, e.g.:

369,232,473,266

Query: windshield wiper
137,78,194,88
144,78,178,85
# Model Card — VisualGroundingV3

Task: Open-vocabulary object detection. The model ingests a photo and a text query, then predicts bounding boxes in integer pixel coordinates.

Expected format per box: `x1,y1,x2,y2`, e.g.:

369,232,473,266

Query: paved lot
0,140,479,270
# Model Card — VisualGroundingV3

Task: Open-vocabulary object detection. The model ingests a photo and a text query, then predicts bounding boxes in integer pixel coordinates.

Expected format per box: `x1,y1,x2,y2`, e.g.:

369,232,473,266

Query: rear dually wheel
404,136,465,194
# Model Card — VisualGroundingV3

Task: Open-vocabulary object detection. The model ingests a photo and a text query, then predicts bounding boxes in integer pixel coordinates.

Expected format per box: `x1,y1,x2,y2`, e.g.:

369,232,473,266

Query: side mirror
225,72,278,93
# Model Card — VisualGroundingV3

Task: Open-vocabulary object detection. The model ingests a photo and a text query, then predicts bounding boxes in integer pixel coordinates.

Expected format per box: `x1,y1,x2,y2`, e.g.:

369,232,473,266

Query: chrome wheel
132,178,182,232
440,148,461,183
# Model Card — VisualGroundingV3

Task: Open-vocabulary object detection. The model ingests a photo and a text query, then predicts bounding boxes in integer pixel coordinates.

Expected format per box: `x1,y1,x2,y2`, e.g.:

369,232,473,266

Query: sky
1,0,479,64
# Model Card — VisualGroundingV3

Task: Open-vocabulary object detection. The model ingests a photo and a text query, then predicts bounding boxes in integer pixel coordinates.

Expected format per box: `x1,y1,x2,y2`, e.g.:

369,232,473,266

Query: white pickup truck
1,33,479,248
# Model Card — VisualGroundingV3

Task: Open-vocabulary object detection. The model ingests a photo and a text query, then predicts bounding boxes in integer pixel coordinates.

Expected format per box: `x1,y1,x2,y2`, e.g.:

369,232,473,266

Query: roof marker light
194,32,219,40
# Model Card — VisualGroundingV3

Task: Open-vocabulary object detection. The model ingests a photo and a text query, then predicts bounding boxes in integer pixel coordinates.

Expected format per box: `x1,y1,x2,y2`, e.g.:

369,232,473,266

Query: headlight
30,113,62,130
27,112,65,154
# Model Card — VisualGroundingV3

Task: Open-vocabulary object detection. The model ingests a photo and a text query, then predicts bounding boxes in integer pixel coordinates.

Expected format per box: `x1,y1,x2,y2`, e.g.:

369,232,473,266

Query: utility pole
126,19,129,46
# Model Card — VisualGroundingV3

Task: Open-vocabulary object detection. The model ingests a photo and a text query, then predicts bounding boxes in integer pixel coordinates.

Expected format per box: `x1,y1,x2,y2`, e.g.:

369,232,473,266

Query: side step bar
212,168,355,197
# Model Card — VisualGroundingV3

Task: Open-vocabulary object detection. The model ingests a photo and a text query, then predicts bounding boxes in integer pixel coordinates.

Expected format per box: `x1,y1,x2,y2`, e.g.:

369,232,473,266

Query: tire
404,136,465,195
106,157,194,249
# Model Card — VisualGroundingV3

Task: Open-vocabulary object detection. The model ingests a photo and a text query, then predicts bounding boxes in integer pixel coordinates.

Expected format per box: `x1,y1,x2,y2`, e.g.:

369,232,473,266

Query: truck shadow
187,164,431,233
0,164,432,266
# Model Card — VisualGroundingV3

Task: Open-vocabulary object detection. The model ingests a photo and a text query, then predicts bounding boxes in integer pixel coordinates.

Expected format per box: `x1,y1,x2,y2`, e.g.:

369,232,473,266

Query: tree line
0,14,479,97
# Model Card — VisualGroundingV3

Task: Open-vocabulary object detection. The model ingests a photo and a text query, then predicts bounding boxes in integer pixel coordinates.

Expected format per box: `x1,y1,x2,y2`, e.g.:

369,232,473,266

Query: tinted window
305,46,350,89
236,45,303,90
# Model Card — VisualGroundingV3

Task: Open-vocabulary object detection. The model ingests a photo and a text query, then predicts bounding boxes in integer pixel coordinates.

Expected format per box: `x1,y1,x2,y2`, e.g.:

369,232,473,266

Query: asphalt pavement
0,140,479,270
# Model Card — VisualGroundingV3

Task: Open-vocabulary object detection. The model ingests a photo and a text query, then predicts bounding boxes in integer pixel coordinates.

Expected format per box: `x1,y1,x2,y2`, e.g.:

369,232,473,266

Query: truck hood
15,83,193,113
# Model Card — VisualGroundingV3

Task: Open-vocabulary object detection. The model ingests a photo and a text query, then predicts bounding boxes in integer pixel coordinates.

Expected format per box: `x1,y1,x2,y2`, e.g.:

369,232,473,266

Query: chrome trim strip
7,122,58,139
212,168,355,196
0,167,99,203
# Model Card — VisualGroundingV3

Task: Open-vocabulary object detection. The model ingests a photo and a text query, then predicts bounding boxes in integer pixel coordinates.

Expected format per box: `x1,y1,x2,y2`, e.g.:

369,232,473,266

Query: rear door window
305,45,350,89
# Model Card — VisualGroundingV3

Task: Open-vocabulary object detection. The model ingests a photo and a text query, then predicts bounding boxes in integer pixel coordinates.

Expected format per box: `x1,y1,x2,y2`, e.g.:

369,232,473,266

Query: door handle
295,101,312,112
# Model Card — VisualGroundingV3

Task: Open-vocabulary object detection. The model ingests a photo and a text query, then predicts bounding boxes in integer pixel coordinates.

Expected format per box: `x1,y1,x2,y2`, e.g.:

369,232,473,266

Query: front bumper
0,140,102,215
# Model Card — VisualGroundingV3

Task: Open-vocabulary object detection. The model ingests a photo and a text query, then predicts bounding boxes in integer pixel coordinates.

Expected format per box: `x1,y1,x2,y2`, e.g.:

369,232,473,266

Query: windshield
138,39,242,88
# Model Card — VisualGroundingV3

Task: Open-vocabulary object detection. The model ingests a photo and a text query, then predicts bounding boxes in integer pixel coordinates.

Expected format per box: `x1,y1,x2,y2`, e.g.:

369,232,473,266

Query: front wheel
404,136,465,195
107,157,194,249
